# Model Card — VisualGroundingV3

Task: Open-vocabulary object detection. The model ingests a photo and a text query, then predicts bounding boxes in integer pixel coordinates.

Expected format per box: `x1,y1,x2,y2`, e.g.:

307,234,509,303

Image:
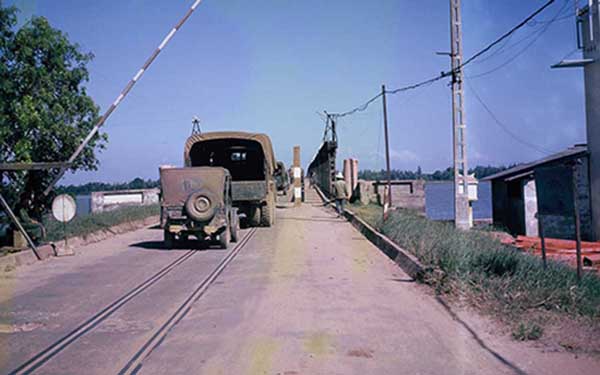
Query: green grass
349,203,600,323
512,322,544,341
44,204,159,242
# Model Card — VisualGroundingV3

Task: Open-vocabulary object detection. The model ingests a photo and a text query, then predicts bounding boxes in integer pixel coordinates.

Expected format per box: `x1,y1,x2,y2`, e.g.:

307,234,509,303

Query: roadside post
293,146,302,206
537,213,547,269
571,160,583,281
52,194,77,256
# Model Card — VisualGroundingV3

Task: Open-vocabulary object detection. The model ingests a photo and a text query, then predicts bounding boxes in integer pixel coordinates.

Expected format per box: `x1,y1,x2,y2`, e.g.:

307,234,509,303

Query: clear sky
7,0,587,184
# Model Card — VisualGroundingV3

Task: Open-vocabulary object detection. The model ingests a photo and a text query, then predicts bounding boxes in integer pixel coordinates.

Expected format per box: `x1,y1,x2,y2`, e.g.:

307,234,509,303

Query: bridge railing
307,141,337,197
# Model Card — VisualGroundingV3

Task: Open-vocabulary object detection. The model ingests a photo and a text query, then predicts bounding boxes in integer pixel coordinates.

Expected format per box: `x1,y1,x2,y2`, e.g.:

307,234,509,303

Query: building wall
491,180,508,230
91,188,160,213
372,180,426,214
535,159,592,240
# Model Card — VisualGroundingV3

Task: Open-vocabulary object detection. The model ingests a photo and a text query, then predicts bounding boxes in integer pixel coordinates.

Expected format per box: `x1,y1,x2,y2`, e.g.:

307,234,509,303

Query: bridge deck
0,187,598,374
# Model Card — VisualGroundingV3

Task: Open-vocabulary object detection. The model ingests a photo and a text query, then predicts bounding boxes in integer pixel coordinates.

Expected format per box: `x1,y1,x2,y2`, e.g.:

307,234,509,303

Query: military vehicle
183,132,280,227
159,166,239,249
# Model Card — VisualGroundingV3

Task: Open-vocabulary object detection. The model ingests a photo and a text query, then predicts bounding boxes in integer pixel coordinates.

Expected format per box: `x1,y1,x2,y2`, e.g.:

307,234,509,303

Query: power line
326,0,560,120
467,0,572,79
466,82,556,156
458,0,557,70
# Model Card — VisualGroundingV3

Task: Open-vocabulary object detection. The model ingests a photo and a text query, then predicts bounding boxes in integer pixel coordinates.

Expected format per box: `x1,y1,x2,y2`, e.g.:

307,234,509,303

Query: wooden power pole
450,0,470,229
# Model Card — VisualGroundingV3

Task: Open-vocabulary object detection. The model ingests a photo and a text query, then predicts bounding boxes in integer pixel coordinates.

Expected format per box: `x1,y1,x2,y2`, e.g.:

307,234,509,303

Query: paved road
1,188,599,374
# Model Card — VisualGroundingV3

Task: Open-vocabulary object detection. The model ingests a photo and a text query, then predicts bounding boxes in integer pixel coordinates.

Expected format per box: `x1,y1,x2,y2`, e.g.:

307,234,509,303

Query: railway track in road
118,227,257,375
9,228,257,375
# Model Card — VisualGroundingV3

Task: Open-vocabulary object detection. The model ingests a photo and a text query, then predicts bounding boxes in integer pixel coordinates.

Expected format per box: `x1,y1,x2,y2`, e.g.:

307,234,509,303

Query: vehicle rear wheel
260,193,275,227
247,206,261,227
230,212,240,243
218,226,230,249
164,229,175,249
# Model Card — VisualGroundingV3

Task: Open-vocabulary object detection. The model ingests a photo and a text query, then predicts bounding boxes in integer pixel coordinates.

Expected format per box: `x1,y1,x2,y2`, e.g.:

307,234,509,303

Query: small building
483,145,592,240
91,188,160,213
372,180,426,214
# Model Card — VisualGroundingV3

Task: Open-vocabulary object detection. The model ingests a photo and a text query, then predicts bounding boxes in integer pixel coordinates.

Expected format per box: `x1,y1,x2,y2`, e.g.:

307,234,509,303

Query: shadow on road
389,278,415,283
129,240,223,251
435,296,528,375
278,216,344,223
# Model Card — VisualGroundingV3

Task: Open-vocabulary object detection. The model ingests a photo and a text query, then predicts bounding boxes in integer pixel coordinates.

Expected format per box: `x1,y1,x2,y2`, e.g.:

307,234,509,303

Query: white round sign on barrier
52,194,77,223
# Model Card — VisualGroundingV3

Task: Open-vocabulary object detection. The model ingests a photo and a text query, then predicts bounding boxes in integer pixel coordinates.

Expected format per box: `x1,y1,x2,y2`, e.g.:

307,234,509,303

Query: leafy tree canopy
0,2,106,219
56,178,160,196
358,165,513,181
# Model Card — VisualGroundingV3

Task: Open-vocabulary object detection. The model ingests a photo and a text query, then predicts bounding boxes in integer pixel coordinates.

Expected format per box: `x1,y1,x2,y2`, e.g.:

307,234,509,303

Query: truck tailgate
232,181,267,201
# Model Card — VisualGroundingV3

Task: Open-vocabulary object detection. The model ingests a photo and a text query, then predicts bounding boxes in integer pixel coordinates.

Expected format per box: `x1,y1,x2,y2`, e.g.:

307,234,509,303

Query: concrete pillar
343,159,352,198
351,158,358,193
524,179,539,237
583,1,600,240
293,146,302,206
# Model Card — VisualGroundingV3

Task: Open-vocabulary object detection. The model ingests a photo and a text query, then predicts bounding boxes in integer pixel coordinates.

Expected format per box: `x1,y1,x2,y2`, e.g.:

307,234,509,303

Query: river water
425,181,492,220
73,182,492,221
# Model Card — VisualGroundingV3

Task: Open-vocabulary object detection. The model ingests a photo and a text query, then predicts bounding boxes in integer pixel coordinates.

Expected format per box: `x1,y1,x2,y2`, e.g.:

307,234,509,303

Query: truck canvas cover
183,131,277,176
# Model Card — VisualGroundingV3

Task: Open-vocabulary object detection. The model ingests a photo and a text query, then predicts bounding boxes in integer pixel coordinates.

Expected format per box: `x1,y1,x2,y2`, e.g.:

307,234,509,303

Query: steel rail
118,228,258,375
9,249,198,375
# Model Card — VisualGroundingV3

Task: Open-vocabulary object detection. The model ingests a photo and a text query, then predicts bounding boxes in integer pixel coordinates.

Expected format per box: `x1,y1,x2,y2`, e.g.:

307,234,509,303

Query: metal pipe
382,84,392,210
0,193,41,260
44,0,204,196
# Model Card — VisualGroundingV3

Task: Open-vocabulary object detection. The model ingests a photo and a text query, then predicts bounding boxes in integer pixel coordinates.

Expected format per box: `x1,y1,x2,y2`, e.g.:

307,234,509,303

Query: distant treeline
358,165,512,181
57,177,159,196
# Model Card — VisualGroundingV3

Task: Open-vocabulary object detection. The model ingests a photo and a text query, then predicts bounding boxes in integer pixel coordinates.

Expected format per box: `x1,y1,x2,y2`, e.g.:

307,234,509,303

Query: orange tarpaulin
508,235,600,272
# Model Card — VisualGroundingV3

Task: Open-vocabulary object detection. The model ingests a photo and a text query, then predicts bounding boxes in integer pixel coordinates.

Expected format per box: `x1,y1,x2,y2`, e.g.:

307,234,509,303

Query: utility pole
450,0,470,230
552,1,600,239
381,85,393,211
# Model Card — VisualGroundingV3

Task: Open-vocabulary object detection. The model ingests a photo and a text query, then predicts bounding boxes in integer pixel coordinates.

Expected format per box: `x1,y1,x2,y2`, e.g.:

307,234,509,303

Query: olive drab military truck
159,166,239,249
183,132,281,227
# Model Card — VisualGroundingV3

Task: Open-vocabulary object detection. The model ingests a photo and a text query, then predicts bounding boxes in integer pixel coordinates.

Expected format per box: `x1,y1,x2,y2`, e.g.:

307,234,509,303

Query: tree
0,2,106,219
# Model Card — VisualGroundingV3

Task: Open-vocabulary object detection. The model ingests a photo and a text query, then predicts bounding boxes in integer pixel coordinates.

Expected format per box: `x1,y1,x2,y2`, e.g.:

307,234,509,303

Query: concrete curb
1,215,159,272
312,185,426,280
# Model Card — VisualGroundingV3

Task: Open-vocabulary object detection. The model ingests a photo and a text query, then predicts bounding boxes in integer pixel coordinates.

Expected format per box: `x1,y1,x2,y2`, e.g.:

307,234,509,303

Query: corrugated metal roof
482,145,588,182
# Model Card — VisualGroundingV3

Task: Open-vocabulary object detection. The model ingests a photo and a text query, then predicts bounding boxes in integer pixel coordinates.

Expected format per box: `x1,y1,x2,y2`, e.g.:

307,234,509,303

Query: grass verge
44,204,159,243
349,203,600,342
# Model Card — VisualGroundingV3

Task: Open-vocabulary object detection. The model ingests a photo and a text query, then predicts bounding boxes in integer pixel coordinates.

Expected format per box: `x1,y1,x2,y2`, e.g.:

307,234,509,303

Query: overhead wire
467,0,572,79
466,81,557,156
326,0,560,120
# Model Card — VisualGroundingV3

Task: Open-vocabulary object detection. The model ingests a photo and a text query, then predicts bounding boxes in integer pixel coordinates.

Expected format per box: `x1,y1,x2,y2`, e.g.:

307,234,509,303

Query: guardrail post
293,146,302,206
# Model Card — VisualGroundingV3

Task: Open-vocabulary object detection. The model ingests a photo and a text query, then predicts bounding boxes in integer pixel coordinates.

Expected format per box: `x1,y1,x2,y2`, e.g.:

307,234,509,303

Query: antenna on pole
191,116,202,135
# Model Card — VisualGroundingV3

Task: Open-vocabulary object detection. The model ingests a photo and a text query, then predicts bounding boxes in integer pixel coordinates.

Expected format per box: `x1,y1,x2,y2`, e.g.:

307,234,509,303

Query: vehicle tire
260,193,276,227
248,206,261,227
230,212,240,243
164,229,175,249
185,190,217,222
218,226,230,249
160,207,167,228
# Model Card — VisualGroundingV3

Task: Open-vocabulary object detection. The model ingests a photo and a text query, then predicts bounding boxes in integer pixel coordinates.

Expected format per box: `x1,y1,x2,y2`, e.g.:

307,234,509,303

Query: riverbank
350,203,600,355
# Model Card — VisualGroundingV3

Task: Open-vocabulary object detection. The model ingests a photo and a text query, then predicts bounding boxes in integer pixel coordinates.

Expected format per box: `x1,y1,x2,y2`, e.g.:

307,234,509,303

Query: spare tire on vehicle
185,191,217,222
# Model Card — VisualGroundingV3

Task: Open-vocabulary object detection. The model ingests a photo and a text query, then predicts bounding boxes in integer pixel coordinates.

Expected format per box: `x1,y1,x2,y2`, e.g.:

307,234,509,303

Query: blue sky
7,0,587,184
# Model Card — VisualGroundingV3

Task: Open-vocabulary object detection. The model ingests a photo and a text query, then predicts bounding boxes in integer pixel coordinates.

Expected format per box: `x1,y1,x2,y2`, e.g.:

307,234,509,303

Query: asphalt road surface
1,189,599,374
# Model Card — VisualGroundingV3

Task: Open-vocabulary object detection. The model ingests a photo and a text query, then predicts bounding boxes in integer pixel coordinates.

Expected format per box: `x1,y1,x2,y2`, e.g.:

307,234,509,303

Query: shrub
350,204,600,320
44,204,159,242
